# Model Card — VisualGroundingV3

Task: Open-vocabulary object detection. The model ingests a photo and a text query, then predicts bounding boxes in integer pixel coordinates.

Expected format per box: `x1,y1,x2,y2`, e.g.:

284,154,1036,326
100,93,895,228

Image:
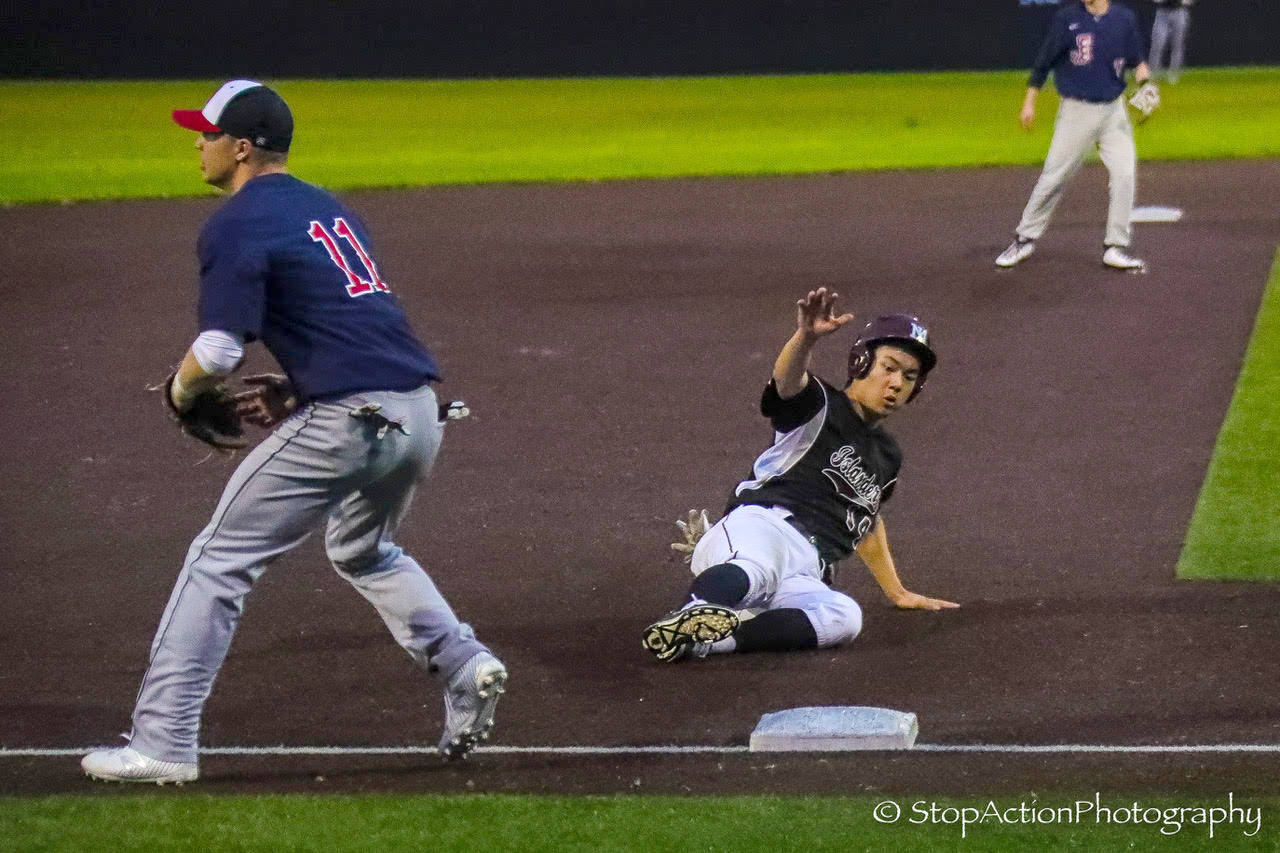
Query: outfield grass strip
2,68,1278,204
1176,249,1280,581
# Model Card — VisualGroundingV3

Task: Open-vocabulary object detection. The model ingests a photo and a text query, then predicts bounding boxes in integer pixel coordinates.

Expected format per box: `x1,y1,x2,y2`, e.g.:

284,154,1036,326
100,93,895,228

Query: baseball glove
1127,81,1160,124
161,373,249,451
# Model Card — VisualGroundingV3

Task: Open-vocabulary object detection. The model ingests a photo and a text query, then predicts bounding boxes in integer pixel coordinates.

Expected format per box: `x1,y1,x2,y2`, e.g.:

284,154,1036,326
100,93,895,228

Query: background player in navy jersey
82,81,506,783
995,0,1152,272
642,288,958,664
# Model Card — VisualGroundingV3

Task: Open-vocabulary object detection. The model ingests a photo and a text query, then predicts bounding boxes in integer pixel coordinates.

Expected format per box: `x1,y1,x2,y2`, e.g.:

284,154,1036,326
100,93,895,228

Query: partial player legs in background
1150,7,1190,82
1149,10,1172,79
1167,7,1190,83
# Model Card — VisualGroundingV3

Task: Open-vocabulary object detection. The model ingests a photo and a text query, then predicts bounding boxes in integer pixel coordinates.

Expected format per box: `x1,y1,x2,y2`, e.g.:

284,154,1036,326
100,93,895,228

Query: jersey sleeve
879,435,904,505
1124,9,1145,67
195,214,267,340
761,377,825,433
1028,10,1070,88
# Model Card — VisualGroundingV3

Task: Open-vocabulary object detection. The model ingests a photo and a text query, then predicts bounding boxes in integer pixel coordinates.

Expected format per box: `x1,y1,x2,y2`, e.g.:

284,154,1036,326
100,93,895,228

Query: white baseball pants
129,385,488,764
691,505,862,647
1015,96,1137,249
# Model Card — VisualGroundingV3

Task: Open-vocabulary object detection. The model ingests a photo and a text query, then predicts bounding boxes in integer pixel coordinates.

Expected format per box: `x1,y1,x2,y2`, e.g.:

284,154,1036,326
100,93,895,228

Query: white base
749,706,919,752
1131,205,1184,223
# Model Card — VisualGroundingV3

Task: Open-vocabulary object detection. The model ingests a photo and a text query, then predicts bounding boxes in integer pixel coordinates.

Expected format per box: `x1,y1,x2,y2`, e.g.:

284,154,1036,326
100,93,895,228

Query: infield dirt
2,160,1278,794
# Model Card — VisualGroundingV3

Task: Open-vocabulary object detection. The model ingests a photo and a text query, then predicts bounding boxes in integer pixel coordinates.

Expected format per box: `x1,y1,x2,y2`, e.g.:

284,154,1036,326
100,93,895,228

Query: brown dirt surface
2,160,1278,795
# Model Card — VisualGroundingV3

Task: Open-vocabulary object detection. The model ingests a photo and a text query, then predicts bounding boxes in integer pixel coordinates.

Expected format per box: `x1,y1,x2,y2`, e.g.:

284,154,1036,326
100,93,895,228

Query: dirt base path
2,160,1278,794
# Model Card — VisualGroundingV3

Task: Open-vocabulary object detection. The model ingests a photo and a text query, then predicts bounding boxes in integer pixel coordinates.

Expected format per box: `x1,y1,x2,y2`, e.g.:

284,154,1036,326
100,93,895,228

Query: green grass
1177,250,1280,581
2,793,1276,852
1,68,1278,204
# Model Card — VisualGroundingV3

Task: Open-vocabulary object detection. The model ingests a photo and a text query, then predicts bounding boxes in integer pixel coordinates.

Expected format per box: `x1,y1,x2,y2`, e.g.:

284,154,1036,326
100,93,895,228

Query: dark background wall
4,1,1275,78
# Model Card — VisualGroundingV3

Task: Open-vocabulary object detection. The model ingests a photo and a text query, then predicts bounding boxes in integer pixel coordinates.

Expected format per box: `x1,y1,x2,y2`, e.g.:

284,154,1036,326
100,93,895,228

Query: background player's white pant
1014,96,1137,249
129,385,487,764
690,505,862,648
1149,7,1190,80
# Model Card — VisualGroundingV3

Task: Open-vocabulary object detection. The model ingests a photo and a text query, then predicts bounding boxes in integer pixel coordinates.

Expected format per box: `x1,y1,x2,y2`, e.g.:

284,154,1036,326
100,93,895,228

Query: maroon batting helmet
846,313,937,401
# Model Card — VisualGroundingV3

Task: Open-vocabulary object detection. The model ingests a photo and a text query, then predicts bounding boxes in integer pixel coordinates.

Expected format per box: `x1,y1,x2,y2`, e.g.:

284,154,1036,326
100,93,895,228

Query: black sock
733,608,819,653
689,562,750,608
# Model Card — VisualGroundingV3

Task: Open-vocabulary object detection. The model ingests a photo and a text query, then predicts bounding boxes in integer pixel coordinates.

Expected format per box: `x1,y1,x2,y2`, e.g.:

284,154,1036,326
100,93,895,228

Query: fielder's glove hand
670,509,714,563
1127,81,1160,124
161,373,249,451
233,373,299,429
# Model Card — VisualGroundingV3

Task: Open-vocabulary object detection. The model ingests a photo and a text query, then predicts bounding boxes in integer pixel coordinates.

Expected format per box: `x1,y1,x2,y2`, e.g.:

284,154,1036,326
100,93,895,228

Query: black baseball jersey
724,376,902,565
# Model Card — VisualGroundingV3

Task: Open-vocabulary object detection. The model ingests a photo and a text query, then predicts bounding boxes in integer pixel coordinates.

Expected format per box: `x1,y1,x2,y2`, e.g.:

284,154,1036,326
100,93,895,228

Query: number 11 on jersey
309,217,390,297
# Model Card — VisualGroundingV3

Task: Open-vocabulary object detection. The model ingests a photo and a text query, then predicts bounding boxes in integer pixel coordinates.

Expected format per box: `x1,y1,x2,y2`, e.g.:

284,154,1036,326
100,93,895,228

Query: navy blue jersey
724,377,902,565
196,173,440,402
1029,1,1145,102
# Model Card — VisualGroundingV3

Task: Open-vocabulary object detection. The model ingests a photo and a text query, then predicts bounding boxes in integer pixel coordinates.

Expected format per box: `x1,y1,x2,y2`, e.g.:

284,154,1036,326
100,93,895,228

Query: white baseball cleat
642,604,739,663
81,746,198,785
995,238,1036,268
1103,246,1146,272
438,651,508,761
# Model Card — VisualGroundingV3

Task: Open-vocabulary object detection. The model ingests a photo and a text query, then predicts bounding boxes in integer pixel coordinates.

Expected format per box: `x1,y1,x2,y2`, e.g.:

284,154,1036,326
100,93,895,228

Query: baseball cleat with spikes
81,746,198,785
1102,245,1146,272
995,238,1036,268
642,604,739,663
438,651,508,761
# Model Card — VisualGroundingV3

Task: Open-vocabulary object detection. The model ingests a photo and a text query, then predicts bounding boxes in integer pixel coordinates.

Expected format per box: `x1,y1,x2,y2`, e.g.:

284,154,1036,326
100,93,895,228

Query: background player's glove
1127,81,1160,124
233,373,299,429
161,373,249,451
671,509,714,563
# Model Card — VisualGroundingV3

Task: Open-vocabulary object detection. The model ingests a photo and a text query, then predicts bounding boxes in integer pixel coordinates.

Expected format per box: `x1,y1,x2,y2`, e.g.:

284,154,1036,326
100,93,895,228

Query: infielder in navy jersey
82,81,506,784
995,0,1152,272
642,289,958,663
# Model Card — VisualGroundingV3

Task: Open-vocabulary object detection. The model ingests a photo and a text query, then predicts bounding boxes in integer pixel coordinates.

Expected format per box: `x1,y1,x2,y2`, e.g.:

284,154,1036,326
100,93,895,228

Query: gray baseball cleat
438,651,508,760
1103,245,1146,272
995,238,1036,268
81,745,198,785
642,604,739,663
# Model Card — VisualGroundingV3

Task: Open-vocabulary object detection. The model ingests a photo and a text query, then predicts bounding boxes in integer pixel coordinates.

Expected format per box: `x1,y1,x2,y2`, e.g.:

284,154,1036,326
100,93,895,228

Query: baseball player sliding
81,81,506,784
643,289,957,663
995,0,1153,272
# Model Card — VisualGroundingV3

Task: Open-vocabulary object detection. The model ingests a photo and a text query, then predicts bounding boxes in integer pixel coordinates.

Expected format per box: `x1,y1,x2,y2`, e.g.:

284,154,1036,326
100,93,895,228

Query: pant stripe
132,406,319,709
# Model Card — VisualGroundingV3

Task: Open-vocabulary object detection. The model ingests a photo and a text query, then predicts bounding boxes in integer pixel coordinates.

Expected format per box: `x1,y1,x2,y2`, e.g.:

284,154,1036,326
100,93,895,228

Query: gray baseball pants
129,384,488,764
1014,96,1137,249
1150,7,1190,79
